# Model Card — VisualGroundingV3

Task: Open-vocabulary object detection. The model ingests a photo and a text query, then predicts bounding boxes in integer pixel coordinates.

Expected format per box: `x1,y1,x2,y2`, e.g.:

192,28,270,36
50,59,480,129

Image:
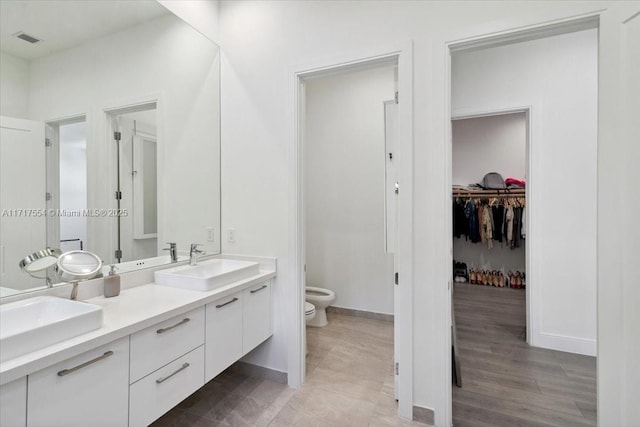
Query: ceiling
0,0,169,60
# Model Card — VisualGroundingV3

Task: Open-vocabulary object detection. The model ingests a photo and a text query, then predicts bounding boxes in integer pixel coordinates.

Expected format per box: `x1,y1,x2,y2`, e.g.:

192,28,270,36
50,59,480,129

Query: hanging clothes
482,205,493,249
505,205,514,247
464,200,480,243
453,200,468,239
492,205,504,242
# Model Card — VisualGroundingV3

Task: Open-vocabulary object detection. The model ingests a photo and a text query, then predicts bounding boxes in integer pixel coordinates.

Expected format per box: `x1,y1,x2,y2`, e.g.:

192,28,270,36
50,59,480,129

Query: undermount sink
0,296,103,363
154,259,260,291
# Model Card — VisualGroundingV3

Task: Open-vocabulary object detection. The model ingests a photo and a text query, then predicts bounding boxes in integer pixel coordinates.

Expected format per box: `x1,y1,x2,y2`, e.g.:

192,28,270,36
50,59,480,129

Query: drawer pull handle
250,284,268,294
57,351,114,377
157,317,190,334
216,297,239,308
156,363,190,384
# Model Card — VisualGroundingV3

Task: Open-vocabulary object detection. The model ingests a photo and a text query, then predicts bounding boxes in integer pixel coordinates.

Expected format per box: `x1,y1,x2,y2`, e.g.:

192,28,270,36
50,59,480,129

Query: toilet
304,302,316,355
305,302,316,323
305,286,335,327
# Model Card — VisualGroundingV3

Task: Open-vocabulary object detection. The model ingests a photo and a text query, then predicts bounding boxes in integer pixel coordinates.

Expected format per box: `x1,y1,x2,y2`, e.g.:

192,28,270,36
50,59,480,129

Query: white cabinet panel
130,306,205,383
205,292,243,382
242,280,272,354
27,337,129,427
0,377,26,427
129,345,205,427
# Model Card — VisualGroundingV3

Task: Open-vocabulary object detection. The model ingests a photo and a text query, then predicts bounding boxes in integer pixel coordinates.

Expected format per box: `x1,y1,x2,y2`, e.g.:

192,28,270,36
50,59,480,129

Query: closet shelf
452,188,525,198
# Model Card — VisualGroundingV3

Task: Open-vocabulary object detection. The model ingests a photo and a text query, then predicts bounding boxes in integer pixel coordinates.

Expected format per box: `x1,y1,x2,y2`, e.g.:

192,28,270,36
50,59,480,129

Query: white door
385,100,400,398
0,116,46,293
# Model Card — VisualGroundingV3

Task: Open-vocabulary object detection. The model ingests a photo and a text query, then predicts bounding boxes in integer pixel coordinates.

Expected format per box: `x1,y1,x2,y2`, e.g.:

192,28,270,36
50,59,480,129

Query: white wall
452,113,526,186
26,13,220,264
217,2,638,425
452,29,598,356
305,66,395,315
58,121,88,252
0,52,29,119
158,0,219,43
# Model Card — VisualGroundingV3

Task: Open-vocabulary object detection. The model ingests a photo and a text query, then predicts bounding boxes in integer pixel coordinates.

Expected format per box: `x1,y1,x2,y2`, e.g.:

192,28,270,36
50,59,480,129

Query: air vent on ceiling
15,32,41,44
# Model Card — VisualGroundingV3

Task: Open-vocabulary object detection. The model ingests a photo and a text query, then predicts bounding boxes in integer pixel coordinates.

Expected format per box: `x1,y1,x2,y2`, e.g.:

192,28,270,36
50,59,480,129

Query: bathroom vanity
0,258,275,427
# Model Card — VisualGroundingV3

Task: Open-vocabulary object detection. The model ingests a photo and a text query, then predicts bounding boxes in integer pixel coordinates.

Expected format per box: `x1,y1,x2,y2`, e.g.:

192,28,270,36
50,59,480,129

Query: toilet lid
305,302,315,314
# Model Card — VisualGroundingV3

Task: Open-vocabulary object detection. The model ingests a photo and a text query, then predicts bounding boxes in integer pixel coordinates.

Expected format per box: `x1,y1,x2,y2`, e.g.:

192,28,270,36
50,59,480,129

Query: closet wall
452,113,526,273
452,28,597,356
305,65,395,315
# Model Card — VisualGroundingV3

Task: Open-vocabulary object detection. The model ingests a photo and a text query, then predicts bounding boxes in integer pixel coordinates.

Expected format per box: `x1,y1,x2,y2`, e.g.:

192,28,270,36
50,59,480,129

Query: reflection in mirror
0,1,221,296
58,120,87,252
111,106,159,263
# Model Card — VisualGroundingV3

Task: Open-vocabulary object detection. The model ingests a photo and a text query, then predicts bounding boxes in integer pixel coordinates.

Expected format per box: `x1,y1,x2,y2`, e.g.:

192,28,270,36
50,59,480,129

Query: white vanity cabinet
26,336,129,427
205,291,243,382
129,307,205,426
243,280,272,353
204,280,272,382
0,377,27,427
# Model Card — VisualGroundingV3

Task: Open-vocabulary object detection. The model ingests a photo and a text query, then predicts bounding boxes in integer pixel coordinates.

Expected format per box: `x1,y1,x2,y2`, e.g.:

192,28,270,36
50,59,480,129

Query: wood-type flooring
453,282,596,427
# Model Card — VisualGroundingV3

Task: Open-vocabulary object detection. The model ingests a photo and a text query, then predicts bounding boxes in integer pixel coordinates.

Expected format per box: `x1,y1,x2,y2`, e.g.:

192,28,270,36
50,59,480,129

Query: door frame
443,12,601,426
288,41,414,418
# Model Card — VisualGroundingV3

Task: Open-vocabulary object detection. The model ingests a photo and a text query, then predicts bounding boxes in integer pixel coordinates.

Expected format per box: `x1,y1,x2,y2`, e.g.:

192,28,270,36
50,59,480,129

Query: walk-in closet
452,112,527,291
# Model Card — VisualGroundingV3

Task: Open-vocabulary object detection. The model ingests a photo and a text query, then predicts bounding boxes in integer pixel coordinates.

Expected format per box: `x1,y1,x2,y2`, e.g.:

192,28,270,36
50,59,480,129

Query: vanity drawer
129,345,205,427
27,337,129,427
130,306,205,383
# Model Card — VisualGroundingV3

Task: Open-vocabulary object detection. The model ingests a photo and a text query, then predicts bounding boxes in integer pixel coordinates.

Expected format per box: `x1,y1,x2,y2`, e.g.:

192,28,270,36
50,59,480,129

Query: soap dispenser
104,265,120,297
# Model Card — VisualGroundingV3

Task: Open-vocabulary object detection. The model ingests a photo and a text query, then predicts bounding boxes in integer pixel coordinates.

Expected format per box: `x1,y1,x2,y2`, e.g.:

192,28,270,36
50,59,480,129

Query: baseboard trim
327,306,394,323
413,405,435,425
535,332,597,357
229,361,288,384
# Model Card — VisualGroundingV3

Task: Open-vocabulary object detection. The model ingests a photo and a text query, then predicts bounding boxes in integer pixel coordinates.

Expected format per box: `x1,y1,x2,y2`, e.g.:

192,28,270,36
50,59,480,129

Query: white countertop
0,269,275,386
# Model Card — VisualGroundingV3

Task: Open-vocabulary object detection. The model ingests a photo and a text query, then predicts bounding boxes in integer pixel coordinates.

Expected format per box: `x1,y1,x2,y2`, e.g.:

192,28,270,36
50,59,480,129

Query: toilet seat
305,286,335,302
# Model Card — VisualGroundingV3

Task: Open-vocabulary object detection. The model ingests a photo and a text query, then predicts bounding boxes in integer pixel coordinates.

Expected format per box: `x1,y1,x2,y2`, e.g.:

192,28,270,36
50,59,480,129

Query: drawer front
205,291,243,382
27,337,129,427
243,280,272,354
130,306,205,383
1,377,26,427
129,345,205,427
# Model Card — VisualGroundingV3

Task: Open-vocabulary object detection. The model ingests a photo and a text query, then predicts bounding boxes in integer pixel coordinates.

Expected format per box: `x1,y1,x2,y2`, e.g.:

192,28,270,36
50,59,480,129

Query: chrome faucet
189,244,205,266
163,242,178,263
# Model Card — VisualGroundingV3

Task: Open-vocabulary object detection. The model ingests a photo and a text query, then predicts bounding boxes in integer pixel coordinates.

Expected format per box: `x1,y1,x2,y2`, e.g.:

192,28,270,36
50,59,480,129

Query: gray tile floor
153,313,429,427
453,283,597,427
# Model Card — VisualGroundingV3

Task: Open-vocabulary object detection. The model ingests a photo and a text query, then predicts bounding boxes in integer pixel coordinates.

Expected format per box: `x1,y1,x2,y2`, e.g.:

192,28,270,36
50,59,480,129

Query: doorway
292,44,414,419
448,19,599,426
106,103,158,264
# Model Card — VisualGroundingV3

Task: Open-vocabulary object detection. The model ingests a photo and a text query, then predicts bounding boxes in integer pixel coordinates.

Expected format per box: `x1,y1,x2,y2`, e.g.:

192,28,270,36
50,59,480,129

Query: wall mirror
0,1,221,297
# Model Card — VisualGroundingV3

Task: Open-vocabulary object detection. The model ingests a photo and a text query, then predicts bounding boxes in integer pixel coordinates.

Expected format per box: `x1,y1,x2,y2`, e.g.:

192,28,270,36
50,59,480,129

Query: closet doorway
451,109,530,339
448,20,599,426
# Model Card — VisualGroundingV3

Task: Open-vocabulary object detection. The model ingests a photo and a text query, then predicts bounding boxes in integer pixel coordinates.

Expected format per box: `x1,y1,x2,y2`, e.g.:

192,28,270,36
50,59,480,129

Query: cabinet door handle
215,297,239,308
57,351,114,377
156,362,190,384
250,284,268,294
156,317,190,334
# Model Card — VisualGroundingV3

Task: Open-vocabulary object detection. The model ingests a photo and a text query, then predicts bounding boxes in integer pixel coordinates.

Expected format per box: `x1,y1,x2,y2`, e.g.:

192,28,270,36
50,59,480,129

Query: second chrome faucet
189,244,205,266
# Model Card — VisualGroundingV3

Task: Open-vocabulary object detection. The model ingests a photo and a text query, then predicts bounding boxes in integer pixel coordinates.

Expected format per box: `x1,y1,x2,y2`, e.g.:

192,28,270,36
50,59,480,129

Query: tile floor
153,313,430,427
